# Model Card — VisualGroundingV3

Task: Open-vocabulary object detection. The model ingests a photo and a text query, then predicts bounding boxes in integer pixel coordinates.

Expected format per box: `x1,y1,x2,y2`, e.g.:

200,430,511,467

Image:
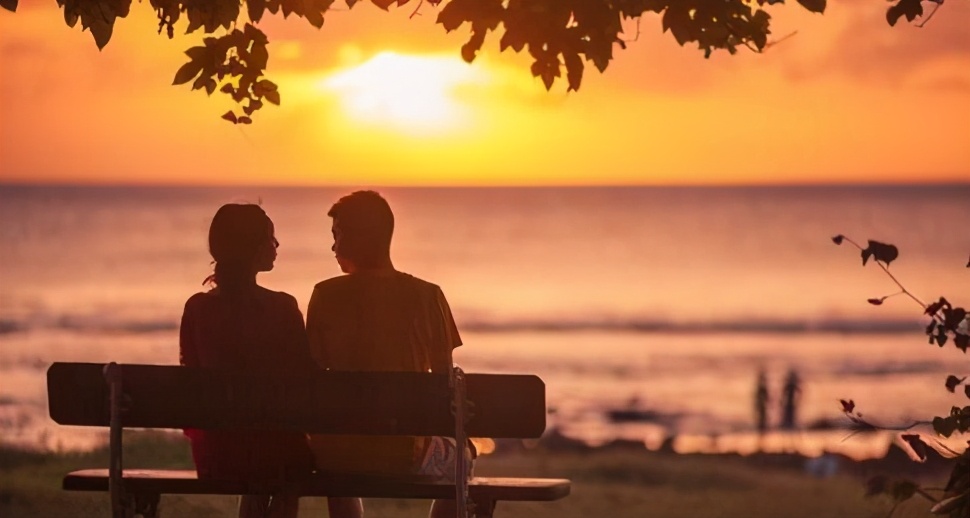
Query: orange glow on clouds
0,3,968,186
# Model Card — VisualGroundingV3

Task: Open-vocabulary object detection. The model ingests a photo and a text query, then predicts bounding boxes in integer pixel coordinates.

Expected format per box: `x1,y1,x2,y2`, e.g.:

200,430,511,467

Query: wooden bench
47,362,570,518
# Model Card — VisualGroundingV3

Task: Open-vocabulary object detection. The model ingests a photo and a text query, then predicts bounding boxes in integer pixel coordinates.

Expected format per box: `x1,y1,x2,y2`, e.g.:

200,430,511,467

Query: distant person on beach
780,368,802,430
306,191,469,518
179,204,314,518
754,369,770,434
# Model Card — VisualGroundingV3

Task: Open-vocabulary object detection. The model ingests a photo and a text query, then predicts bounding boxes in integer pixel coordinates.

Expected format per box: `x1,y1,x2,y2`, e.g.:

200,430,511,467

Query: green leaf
796,0,825,14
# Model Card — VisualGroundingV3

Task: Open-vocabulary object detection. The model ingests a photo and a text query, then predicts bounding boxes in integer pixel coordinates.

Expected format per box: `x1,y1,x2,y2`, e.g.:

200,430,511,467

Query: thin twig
410,0,425,19
764,30,798,50
839,236,927,309
620,17,642,43
916,2,942,28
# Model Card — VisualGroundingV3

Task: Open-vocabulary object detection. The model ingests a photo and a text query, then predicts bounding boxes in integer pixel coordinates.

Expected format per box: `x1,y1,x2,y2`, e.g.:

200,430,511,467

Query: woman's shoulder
255,286,300,308
183,290,216,308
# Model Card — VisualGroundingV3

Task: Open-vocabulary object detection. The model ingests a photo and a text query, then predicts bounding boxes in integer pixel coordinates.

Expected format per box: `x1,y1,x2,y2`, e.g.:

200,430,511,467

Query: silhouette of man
305,191,465,518
754,369,770,434
780,368,801,430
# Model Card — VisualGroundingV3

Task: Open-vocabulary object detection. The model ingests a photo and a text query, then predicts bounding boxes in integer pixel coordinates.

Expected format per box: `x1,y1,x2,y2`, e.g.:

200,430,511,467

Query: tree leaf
946,375,966,393
371,0,396,10
173,60,203,85
88,18,115,50
956,333,968,352
831,235,844,245
867,298,885,306
900,434,927,462
796,0,826,14
221,111,238,123
0,0,18,13
933,415,958,438
861,240,898,266
840,399,855,413
248,0,266,22
264,89,281,105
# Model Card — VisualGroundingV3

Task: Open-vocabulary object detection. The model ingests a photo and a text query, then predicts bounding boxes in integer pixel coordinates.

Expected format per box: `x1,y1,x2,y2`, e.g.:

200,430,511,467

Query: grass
0,432,935,518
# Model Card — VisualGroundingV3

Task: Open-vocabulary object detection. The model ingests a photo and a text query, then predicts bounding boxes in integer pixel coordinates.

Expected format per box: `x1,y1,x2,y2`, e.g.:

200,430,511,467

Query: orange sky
1,1,968,186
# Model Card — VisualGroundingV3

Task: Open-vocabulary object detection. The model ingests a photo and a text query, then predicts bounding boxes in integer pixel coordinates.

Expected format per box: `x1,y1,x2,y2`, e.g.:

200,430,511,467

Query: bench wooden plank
63,470,571,501
47,363,546,438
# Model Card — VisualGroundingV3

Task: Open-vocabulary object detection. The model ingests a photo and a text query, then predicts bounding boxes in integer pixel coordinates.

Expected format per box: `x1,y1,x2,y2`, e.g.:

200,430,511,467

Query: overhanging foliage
0,0,944,122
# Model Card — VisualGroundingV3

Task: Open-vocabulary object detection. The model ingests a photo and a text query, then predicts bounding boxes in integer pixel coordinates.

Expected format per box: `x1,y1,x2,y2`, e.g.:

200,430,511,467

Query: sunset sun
320,51,486,134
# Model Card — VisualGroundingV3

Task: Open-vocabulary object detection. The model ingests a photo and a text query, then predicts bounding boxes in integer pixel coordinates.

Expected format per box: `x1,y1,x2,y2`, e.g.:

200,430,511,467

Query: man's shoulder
397,272,440,292
313,272,441,292
312,275,355,293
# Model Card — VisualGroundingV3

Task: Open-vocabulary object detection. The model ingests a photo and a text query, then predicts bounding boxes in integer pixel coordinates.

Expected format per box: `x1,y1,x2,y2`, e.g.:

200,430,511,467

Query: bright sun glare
320,52,485,134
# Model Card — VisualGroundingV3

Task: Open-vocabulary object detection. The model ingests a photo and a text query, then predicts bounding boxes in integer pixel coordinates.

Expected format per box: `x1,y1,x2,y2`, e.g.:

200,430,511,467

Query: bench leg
133,492,161,518
471,498,496,518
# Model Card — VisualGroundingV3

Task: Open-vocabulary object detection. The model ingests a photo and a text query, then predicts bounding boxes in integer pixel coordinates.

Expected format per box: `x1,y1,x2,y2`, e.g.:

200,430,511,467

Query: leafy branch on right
832,234,968,518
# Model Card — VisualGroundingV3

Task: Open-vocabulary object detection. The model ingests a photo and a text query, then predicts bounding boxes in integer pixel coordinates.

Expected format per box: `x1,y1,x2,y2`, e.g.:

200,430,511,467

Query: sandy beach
0,430,950,518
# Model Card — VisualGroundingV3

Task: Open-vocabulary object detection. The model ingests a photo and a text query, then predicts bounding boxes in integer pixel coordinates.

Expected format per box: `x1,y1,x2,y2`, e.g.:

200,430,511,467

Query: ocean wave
0,314,928,336
460,317,926,335
0,315,179,335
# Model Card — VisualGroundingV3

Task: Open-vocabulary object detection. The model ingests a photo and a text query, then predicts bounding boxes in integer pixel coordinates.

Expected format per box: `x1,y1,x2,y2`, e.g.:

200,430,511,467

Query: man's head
328,190,394,273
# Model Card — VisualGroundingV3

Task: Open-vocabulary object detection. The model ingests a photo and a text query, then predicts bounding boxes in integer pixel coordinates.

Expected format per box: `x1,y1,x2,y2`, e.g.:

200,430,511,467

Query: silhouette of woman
754,369,770,435
179,204,313,518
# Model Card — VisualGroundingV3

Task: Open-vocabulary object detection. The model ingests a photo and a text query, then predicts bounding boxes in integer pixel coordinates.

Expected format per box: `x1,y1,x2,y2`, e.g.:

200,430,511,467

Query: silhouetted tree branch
0,0,949,121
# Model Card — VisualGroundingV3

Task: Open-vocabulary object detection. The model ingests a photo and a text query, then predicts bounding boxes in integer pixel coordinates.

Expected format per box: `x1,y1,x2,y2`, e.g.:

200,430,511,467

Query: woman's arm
179,296,201,367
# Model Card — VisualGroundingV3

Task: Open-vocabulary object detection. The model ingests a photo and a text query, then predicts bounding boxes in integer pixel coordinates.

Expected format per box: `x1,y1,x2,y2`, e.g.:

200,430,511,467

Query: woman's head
206,204,277,288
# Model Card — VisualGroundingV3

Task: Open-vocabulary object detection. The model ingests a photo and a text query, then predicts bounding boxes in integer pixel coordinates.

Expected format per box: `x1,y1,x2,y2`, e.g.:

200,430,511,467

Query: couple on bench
179,191,471,518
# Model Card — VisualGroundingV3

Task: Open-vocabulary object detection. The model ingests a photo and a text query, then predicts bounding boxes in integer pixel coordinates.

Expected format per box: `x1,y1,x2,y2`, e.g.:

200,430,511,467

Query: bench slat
63,469,571,501
48,363,546,438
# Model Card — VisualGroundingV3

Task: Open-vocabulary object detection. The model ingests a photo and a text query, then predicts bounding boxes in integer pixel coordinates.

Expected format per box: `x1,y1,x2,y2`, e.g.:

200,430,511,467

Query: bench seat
64,469,571,502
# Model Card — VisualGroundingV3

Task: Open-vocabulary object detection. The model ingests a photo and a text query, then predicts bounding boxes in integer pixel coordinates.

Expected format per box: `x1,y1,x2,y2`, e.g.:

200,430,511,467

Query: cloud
775,1,970,90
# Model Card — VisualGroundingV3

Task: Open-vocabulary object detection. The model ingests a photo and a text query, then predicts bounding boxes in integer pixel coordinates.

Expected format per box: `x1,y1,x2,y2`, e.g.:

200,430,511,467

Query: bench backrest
47,362,546,438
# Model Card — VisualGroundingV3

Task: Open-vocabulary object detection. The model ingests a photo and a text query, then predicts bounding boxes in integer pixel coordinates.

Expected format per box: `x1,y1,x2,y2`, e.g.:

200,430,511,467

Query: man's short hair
328,190,394,268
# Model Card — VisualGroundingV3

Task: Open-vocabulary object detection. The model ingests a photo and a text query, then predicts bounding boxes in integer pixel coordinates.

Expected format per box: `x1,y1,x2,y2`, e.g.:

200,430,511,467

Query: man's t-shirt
305,270,462,474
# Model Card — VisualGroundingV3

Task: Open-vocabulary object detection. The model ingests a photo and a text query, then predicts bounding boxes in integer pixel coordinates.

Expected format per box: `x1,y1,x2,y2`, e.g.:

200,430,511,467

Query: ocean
1,184,967,458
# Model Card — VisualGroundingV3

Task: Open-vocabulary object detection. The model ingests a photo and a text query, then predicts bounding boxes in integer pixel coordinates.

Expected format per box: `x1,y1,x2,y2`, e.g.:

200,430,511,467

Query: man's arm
305,286,330,369
430,286,462,372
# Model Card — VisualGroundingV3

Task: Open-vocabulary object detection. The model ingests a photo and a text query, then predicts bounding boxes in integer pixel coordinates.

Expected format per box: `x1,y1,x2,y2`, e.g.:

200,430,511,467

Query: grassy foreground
0,432,932,518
